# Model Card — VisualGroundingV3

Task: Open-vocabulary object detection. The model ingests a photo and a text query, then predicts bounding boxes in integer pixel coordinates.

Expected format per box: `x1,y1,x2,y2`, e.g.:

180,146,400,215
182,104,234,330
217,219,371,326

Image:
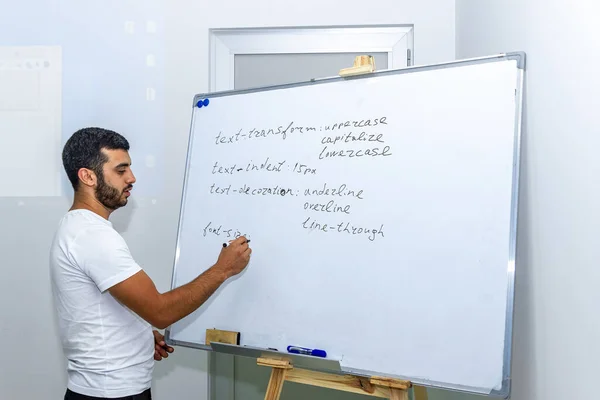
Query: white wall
457,1,600,399
0,1,455,399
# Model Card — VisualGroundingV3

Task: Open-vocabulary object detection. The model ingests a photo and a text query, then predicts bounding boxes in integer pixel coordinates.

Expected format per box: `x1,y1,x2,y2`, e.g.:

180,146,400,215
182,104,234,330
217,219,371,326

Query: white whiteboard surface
166,54,524,396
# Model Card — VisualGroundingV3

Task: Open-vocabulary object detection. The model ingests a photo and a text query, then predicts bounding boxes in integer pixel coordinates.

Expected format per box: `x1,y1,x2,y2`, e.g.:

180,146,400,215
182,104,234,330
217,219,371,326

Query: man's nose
127,171,136,184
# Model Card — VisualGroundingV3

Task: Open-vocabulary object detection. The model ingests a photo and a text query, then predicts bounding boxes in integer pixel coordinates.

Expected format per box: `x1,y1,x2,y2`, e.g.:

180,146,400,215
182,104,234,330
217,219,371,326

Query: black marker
223,239,251,248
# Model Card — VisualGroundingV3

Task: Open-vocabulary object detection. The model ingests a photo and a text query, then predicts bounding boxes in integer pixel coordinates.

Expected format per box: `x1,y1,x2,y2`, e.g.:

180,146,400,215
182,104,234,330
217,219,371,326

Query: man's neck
70,192,112,220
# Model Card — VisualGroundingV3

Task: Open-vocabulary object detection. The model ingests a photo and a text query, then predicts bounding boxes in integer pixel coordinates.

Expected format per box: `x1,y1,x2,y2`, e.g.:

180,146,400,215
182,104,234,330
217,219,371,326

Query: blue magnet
197,98,210,108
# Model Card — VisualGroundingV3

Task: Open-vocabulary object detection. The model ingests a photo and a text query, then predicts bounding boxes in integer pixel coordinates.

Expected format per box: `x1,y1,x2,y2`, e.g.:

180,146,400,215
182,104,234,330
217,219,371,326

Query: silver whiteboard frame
165,52,526,399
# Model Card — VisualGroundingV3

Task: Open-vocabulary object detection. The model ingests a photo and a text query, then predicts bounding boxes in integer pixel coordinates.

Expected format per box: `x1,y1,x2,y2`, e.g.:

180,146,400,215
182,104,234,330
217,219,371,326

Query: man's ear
77,168,97,188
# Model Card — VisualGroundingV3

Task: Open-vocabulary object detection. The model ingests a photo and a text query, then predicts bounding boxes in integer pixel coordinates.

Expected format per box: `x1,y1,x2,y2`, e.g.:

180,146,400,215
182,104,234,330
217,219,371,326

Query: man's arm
109,236,252,329
109,264,226,329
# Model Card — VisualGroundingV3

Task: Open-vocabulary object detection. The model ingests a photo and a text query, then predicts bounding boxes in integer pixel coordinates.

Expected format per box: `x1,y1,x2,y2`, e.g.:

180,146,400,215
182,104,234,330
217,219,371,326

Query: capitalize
321,131,384,145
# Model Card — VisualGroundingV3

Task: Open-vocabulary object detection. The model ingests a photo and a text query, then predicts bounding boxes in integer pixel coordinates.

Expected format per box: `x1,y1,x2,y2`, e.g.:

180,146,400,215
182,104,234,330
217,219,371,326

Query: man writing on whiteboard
49,127,252,400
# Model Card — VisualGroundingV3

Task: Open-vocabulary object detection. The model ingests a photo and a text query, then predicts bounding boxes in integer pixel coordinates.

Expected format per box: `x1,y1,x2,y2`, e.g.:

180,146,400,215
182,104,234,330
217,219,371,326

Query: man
49,127,252,399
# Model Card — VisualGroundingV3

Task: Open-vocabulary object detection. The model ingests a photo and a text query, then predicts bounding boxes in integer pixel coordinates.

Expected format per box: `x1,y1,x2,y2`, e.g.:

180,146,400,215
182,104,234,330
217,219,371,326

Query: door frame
208,25,414,92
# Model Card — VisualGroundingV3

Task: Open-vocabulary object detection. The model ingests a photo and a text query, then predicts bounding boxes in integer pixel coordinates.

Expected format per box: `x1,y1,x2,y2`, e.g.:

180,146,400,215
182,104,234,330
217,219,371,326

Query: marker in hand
223,239,251,248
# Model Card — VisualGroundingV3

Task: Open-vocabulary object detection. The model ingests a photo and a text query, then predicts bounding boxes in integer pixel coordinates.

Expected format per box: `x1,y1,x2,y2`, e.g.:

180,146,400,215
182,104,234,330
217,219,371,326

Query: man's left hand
153,330,174,361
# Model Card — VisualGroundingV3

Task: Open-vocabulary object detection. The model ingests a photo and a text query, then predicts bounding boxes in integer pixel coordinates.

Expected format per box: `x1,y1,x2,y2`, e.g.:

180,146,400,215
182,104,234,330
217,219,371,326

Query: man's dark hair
62,127,130,190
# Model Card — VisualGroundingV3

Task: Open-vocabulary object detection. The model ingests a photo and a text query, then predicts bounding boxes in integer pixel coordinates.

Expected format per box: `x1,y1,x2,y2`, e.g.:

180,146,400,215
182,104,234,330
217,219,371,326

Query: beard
95,172,130,210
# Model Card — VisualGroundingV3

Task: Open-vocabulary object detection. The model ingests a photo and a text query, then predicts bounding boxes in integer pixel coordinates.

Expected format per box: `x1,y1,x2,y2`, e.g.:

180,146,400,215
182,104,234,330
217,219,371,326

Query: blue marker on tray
287,345,327,358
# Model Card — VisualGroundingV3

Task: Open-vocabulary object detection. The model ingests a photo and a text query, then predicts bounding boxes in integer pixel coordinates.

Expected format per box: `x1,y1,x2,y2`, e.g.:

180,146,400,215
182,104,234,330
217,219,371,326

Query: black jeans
64,388,151,400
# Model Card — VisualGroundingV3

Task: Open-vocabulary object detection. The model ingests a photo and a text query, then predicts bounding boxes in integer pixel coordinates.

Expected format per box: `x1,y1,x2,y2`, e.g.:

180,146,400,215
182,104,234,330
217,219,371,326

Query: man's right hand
216,236,252,278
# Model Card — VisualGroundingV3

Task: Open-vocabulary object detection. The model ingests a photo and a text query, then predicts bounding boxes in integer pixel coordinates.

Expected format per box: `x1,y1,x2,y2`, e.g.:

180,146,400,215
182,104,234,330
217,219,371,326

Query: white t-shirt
49,209,154,398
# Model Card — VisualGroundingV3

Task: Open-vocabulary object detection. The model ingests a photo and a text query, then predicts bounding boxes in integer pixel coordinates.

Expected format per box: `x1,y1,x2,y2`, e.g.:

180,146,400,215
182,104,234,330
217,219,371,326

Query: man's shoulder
52,209,124,256
50,210,141,292
58,209,116,238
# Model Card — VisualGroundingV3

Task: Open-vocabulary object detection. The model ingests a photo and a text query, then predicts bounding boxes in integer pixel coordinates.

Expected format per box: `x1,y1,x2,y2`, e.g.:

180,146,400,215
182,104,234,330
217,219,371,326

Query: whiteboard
165,53,525,397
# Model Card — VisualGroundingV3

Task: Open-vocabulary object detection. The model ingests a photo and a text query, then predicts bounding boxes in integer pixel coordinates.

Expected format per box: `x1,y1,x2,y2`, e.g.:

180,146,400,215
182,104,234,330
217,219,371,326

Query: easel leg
259,358,293,400
264,367,287,400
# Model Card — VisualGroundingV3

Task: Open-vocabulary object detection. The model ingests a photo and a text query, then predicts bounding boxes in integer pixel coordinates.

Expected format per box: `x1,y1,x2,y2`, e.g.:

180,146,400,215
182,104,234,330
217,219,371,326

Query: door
208,25,418,400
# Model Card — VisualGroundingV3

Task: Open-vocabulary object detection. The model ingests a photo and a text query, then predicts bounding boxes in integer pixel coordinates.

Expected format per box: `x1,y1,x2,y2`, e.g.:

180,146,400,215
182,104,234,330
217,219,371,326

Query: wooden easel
206,328,428,400
258,357,428,400
338,55,376,77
